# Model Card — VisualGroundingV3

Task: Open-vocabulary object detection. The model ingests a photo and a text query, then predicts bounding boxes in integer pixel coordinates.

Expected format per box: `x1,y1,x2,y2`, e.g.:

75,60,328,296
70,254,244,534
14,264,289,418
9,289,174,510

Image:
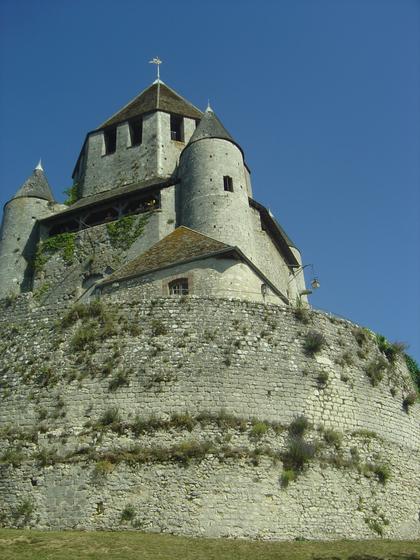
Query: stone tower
179,106,256,259
0,163,55,299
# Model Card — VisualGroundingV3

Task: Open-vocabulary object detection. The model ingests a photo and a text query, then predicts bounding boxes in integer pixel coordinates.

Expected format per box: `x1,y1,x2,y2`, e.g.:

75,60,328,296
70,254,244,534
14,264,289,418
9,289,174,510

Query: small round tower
179,106,255,257
0,162,55,299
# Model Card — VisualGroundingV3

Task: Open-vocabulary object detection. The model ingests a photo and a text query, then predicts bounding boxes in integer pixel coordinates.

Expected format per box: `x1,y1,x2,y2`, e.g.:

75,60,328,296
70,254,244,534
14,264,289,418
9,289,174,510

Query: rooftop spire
206,100,213,113
149,56,162,82
35,159,43,171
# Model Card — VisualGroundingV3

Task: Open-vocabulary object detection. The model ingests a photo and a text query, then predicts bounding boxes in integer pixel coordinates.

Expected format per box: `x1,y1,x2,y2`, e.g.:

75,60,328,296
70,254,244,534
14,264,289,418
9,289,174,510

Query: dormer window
223,176,233,192
104,127,117,155
168,278,189,295
129,117,143,146
170,114,184,142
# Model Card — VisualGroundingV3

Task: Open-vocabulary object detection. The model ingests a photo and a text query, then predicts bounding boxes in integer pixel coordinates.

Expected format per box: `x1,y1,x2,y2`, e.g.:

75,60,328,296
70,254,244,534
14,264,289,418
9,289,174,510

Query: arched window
168,278,189,295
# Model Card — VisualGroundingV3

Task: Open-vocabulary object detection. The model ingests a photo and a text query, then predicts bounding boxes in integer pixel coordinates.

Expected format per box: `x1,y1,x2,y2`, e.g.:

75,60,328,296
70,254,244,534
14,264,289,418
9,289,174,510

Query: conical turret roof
99,81,203,129
13,163,54,202
188,106,235,145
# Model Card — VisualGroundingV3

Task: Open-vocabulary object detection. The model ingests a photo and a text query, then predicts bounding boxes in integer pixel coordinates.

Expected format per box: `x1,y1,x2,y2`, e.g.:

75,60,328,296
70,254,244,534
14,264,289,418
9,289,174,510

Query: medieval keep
0,78,418,541
0,80,307,306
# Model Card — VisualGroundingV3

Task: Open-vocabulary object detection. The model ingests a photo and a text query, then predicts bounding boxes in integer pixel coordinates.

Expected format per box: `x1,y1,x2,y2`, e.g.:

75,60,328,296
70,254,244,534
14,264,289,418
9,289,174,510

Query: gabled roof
12,167,54,202
99,81,203,129
103,226,230,283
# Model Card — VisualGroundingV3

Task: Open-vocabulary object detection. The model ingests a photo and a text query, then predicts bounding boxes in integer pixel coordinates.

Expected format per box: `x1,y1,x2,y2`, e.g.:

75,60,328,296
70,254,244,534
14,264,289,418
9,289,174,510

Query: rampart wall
0,295,418,540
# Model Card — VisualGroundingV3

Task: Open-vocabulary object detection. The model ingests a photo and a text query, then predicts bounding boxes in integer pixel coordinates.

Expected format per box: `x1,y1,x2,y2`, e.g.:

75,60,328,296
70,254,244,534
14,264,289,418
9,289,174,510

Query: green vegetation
403,391,418,411
107,213,151,251
63,183,81,206
0,530,419,560
120,504,136,523
108,370,130,391
323,429,343,448
375,334,405,364
365,357,388,387
151,319,167,336
404,353,420,391
34,232,75,272
288,416,310,437
303,331,326,356
12,499,34,526
316,371,329,386
280,468,297,487
250,420,269,440
352,327,371,347
93,460,115,477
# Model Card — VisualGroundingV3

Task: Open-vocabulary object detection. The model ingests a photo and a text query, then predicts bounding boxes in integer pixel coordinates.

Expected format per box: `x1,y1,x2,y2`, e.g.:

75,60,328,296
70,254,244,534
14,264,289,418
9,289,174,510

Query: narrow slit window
129,117,143,146
104,127,117,155
223,175,233,192
168,278,189,295
170,114,184,142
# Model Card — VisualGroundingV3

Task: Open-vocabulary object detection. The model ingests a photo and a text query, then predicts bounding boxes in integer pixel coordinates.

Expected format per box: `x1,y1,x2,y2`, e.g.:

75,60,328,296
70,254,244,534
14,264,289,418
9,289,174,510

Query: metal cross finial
149,57,162,81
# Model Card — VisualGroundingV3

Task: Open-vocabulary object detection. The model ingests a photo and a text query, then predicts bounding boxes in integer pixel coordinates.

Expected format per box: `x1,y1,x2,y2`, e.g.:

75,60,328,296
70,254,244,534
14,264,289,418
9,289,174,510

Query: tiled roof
188,107,235,145
102,227,232,284
100,82,203,129
13,169,54,202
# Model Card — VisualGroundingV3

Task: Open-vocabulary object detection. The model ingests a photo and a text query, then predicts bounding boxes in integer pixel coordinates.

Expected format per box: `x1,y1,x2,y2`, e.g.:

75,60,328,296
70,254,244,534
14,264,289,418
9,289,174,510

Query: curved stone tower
0,163,55,298
179,107,256,258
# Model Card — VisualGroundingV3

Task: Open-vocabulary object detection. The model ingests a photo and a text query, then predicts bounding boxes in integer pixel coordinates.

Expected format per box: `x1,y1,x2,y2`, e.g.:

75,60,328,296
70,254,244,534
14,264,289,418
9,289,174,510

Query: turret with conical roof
73,80,203,200
0,163,55,298
178,106,256,259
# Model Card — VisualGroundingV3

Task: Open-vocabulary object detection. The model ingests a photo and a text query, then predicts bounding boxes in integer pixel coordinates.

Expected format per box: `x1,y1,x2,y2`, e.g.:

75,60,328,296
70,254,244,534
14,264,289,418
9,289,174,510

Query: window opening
223,175,233,192
169,278,189,295
104,127,117,155
170,114,184,142
129,117,143,146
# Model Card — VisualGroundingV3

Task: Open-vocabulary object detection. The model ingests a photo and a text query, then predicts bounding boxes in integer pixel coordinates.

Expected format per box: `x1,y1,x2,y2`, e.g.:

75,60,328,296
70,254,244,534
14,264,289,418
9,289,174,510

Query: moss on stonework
107,213,151,251
34,233,76,272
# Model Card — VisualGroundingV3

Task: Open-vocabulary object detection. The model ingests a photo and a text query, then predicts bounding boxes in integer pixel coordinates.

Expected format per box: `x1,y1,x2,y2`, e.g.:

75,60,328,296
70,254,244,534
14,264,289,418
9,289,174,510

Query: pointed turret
12,162,54,202
0,162,55,299
187,105,236,147
178,105,255,259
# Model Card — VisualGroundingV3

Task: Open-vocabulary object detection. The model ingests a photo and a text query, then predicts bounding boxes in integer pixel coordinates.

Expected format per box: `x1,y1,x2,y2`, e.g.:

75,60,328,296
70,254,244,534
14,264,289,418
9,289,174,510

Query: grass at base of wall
0,530,419,560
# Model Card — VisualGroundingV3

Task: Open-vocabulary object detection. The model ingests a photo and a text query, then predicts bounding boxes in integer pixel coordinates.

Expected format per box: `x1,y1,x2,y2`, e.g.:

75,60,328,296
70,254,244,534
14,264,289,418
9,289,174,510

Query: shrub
303,331,326,356
13,499,34,522
170,412,196,432
365,357,387,386
323,429,342,448
405,353,420,391
108,370,130,391
94,460,115,476
70,322,98,352
289,415,310,437
317,371,329,386
1,448,24,467
120,504,136,522
352,327,370,347
364,462,391,484
250,421,269,439
151,319,167,336
293,306,310,324
36,447,59,467
280,469,297,488
403,391,417,412
172,440,213,464
282,437,316,471
99,408,121,427
376,334,406,363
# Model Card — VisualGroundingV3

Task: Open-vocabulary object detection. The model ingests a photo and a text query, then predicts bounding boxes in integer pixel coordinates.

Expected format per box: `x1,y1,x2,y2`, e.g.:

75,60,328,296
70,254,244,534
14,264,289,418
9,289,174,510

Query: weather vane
149,57,162,81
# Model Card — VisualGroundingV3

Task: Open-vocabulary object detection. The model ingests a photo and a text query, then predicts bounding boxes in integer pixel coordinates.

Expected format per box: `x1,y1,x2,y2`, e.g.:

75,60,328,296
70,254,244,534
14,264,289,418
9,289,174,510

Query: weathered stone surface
0,295,418,540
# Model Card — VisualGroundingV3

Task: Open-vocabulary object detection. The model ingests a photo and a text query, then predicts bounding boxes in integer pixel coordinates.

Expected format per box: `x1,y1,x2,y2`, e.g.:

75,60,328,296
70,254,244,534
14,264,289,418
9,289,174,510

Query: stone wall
0,295,418,539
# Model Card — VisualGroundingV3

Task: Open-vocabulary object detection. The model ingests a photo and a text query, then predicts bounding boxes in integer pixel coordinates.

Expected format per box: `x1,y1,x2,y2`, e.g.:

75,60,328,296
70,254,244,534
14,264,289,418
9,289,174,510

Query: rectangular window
104,127,117,155
170,114,184,142
129,117,143,146
169,278,189,295
223,175,233,192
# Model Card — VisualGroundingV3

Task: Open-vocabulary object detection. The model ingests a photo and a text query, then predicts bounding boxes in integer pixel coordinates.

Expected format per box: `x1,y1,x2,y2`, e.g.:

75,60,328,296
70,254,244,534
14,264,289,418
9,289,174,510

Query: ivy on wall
106,213,151,251
63,183,81,206
34,233,76,272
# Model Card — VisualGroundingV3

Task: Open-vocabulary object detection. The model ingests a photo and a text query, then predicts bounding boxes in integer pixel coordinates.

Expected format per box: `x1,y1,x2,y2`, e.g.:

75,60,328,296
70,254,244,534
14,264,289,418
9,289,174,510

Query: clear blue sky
1,0,419,361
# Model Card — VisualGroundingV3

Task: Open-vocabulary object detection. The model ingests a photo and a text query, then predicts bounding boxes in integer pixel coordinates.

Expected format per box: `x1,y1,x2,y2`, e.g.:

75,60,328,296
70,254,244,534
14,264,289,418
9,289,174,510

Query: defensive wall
0,294,418,540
